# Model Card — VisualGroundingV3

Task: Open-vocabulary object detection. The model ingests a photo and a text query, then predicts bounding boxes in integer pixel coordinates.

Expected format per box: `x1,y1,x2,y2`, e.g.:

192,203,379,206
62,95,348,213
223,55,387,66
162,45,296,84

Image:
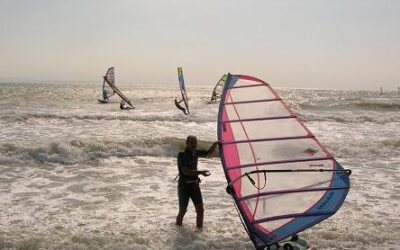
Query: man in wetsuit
176,136,218,229
103,89,109,102
120,100,126,109
120,100,133,110
211,90,217,102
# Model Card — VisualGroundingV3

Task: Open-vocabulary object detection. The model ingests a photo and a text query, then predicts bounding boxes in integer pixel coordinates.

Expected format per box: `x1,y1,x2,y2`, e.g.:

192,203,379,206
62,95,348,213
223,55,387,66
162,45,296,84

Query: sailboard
101,67,134,108
210,74,228,102
217,74,351,249
98,67,116,103
175,67,189,115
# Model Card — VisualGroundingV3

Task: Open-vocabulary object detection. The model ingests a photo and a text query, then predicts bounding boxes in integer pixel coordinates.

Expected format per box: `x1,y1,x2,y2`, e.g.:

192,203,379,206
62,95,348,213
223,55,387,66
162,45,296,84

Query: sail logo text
317,192,334,210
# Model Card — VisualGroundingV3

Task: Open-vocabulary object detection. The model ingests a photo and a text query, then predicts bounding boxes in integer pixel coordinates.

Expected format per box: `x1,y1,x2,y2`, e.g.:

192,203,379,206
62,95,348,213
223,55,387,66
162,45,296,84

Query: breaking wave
0,113,216,123
298,112,400,124
297,99,400,112
327,139,400,160
0,137,218,165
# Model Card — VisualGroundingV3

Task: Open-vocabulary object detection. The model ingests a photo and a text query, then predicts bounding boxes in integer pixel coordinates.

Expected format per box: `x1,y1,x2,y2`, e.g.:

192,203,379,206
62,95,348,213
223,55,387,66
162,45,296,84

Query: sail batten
218,74,351,248
229,83,267,89
226,157,335,170
240,186,350,201
221,116,297,123
222,135,315,145
253,211,335,224
224,98,281,105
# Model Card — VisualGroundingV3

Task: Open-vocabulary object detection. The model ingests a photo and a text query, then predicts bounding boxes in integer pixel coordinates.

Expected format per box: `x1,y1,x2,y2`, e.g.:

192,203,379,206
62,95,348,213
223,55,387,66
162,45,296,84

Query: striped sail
217,74,351,248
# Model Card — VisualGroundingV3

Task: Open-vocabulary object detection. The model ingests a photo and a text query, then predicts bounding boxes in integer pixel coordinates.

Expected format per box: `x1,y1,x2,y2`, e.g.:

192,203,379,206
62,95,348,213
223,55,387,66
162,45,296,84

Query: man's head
186,135,197,152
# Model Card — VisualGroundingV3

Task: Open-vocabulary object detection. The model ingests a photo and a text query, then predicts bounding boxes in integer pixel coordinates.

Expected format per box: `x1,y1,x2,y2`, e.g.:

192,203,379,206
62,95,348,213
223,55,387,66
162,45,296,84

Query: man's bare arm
205,141,219,157
180,167,210,177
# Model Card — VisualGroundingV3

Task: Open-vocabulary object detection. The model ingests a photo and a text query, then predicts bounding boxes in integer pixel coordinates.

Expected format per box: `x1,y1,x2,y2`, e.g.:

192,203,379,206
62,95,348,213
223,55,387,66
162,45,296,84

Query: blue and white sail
175,67,189,115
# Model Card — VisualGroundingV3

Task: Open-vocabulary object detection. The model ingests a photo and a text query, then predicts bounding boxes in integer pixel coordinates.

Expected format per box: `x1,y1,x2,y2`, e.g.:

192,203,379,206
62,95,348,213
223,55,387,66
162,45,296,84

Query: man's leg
176,208,186,226
191,185,204,229
194,202,204,229
176,186,189,226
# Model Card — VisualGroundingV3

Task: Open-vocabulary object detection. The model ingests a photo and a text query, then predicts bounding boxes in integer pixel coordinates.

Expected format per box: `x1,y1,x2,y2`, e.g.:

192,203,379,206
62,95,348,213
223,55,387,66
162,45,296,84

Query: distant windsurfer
211,90,217,102
174,99,188,115
103,89,109,102
120,100,133,110
176,136,218,229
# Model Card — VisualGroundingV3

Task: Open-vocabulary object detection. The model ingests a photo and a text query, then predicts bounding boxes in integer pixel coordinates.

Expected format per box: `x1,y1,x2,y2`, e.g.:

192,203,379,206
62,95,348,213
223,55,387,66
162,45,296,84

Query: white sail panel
228,85,276,102
225,119,308,142
222,101,292,121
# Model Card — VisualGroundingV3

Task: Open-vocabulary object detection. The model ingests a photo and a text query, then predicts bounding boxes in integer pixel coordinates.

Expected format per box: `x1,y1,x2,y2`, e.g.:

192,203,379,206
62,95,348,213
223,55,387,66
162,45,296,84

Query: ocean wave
353,100,400,111
0,113,216,123
297,99,400,112
3,107,397,126
0,137,218,165
2,137,397,165
299,112,400,124
328,139,400,159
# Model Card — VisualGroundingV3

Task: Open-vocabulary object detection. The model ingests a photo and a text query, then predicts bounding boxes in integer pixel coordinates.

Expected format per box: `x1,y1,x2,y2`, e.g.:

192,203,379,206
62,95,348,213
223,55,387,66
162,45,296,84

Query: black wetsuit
177,149,208,209
120,103,132,110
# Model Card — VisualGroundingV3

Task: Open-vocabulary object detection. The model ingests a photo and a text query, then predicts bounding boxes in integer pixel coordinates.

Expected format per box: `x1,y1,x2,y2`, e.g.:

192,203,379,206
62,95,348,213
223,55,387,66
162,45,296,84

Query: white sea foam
0,83,399,249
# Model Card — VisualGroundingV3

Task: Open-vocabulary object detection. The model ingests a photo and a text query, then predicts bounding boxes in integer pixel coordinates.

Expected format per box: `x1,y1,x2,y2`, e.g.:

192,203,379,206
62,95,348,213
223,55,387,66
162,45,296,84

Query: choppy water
0,83,399,250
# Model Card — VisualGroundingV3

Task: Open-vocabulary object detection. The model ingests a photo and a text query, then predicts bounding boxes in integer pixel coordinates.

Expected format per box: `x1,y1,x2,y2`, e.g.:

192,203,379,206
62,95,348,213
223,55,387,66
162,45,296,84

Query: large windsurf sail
102,67,134,108
210,74,227,102
217,74,351,249
175,67,189,115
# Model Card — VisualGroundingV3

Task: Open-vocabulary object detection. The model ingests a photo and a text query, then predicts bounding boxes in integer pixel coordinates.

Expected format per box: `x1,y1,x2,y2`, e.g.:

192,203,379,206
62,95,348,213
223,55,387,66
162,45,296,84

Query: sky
0,0,399,90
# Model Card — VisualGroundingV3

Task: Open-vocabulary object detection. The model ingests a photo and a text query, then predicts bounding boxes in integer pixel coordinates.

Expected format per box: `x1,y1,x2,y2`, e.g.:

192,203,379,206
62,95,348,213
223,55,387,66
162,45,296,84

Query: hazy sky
0,0,399,89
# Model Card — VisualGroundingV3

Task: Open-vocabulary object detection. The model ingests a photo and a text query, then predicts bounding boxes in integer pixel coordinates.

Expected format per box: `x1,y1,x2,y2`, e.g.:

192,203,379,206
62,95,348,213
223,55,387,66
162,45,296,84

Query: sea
0,82,399,250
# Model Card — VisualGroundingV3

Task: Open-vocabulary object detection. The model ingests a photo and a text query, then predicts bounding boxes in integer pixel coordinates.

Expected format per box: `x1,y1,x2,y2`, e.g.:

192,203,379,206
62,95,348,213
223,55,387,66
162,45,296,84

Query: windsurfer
103,89,109,102
174,99,188,115
176,136,218,229
211,91,217,102
120,100,132,110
